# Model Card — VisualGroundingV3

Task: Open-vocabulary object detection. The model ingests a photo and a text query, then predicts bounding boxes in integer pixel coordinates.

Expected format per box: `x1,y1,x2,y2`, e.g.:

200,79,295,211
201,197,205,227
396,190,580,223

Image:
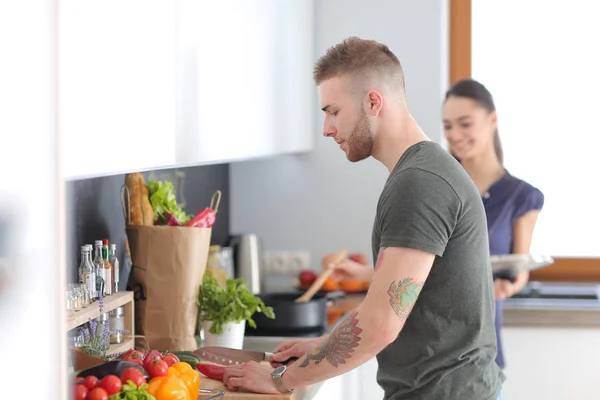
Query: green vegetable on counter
109,381,155,400
197,274,275,335
147,180,191,225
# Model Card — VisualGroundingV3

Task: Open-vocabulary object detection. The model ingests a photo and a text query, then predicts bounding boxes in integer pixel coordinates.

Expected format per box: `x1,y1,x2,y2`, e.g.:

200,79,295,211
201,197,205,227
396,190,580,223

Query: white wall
231,0,449,266
0,0,66,398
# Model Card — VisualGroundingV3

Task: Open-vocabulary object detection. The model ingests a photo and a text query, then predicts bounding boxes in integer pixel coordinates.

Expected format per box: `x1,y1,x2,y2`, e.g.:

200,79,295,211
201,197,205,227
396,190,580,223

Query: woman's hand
328,259,373,283
494,279,515,300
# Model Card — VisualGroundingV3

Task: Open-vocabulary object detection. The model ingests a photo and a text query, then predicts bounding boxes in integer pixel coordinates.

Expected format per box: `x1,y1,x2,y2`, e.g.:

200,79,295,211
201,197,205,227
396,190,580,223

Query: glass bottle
93,240,105,298
102,239,112,296
78,246,86,284
109,244,120,293
80,246,95,300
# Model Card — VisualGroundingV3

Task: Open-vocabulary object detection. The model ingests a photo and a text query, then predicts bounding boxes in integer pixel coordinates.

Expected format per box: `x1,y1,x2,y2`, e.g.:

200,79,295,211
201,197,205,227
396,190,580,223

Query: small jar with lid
109,307,125,344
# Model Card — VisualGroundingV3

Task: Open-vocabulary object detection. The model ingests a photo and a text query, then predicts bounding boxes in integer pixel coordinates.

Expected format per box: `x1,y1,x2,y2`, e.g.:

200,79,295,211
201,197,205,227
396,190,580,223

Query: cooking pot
248,291,344,336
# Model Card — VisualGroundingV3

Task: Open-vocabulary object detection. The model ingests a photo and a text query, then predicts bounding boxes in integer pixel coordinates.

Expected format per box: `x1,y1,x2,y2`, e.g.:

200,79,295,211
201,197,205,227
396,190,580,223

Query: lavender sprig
98,291,104,313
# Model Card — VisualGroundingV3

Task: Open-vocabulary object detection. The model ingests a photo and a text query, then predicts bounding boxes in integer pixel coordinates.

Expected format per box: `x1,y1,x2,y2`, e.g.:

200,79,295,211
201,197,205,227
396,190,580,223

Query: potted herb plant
197,274,275,349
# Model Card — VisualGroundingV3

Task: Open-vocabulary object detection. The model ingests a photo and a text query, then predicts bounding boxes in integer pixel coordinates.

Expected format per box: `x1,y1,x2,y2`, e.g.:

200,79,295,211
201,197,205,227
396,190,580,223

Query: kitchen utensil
194,346,298,365
295,249,347,303
491,254,554,282
247,290,345,336
199,388,225,399
228,234,264,294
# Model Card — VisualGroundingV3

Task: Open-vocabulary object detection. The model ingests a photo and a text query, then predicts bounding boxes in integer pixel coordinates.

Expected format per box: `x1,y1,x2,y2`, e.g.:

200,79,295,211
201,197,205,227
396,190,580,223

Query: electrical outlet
263,251,287,274
287,251,310,275
263,251,311,276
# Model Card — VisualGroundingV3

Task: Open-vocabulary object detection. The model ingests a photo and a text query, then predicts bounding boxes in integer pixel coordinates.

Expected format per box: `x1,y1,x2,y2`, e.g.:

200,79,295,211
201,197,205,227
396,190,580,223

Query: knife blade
193,346,298,366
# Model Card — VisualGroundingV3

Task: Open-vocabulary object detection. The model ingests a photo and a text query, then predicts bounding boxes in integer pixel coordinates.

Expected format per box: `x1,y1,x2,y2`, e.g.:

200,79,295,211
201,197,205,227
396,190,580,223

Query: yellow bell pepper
147,375,191,400
167,362,201,397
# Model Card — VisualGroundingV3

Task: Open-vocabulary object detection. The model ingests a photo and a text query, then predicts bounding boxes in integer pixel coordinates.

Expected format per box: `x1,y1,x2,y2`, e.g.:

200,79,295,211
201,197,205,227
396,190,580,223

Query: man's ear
365,90,384,116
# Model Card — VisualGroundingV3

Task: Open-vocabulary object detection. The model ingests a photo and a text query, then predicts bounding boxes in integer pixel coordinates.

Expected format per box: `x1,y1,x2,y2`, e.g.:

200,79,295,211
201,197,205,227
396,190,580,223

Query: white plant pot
202,320,246,349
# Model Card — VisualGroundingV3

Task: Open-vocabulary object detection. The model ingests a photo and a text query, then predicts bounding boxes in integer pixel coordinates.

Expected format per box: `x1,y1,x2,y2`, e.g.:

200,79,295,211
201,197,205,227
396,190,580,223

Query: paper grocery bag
121,186,220,351
126,225,211,350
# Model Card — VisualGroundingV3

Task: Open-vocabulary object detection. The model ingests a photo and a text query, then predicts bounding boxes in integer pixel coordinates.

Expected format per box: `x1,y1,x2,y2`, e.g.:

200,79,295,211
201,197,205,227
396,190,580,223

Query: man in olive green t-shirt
221,37,505,400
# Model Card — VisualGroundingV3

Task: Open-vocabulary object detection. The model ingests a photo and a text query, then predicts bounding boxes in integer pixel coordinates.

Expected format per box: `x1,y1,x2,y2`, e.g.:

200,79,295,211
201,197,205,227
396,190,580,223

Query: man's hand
223,361,279,393
270,337,323,367
328,258,373,282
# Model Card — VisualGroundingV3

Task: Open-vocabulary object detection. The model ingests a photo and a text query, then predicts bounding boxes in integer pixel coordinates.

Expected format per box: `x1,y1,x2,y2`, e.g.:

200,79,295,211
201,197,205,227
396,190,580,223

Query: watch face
273,365,286,376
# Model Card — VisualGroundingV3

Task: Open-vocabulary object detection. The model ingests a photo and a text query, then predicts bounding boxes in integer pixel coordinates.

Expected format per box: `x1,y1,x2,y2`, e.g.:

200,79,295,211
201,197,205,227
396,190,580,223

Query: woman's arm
511,209,541,293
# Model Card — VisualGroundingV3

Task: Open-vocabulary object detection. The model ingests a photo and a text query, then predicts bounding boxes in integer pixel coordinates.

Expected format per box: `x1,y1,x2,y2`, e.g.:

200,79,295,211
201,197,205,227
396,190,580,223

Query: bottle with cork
102,239,113,296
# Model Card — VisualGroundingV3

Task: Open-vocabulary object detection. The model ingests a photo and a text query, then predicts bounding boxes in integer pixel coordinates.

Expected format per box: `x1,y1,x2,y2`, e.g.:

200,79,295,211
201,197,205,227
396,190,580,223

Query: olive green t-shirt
371,141,505,399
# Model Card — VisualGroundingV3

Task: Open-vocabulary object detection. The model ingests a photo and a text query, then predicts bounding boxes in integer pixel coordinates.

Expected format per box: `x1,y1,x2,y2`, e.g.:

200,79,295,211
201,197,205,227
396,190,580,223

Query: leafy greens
197,274,275,335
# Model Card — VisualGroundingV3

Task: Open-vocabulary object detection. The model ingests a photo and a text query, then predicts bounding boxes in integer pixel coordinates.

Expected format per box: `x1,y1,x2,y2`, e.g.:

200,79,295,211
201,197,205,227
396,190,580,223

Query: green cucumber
171,352,200,369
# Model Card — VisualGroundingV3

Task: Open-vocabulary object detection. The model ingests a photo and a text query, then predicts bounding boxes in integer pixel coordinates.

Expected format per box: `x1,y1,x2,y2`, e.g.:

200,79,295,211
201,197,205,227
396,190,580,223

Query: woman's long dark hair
445,79,503,165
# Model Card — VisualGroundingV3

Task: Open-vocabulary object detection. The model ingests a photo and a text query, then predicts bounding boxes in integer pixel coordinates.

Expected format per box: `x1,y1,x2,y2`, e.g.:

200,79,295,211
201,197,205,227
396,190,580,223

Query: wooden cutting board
199,375,314,399
199,376,293,399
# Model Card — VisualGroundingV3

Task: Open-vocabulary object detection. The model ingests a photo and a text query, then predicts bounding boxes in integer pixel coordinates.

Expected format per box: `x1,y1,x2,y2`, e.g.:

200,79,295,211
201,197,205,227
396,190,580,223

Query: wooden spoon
295,249,347,303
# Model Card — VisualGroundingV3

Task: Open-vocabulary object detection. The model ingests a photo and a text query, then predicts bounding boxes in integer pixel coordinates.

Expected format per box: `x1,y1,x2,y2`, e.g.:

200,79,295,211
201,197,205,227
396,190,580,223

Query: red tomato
142,349,163,370
99,375,122,395
75,377,85,385
120,367,146,387
121,350,144,367
146,358,169,379
162,353,180,367
298,270,317,287
83,376,98,390
74,383,88,400
87,387,108,400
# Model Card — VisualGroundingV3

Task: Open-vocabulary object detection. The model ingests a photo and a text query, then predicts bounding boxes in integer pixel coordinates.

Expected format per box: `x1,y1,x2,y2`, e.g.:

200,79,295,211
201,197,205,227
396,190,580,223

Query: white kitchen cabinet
175,0,315,165
58,1,177,180
358,357,385,399
501,326,600,399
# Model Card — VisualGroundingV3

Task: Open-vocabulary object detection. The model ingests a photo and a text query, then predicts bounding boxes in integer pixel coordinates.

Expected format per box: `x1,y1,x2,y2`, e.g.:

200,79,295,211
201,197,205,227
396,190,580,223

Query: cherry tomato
87,387,108,400
99,375,122,395
162,353,180,367
146,359,169,379
75,377,85,385
121,350,144,367
74,383,88,400
83,376,98,390
120,367,147,387
142,349,163,370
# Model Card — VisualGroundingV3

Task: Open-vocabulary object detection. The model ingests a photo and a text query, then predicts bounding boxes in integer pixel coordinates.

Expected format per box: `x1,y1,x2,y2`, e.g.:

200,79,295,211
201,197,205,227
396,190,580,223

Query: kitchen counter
502,282,600,328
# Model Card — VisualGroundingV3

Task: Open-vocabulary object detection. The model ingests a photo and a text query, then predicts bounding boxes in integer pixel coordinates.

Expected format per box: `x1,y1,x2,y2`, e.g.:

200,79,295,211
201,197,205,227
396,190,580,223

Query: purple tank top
482,170,544,369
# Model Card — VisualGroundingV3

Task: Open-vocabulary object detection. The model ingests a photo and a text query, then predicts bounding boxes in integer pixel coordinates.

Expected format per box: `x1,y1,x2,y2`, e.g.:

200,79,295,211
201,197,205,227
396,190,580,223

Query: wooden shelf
108,338,135,356
66,291,134,332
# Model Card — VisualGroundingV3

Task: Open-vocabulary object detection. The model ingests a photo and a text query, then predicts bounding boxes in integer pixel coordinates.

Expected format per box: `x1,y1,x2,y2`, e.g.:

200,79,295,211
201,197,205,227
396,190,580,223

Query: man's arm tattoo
387,277,424,319
298,311,362,368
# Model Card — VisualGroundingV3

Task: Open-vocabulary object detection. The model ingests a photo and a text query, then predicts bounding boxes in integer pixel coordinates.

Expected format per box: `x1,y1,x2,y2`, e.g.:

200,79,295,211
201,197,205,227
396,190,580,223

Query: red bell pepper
163,212,182,226
185,208,216,228
196,363,225,381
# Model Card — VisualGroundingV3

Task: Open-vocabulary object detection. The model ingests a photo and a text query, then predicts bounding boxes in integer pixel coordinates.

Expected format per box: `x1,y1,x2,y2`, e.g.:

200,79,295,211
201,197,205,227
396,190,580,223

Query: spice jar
66,290,75,312
110,307,125,344
71,284,83,311
96,312,111,337
79,284,91,308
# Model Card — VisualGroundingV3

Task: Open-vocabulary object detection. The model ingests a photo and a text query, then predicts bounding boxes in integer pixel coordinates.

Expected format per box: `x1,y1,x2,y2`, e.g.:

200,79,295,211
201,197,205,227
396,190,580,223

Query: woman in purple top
442,79,544,372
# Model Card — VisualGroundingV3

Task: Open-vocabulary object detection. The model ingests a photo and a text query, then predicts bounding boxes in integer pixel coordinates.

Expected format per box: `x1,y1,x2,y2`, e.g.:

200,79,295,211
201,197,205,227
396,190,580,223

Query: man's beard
345,109,374,162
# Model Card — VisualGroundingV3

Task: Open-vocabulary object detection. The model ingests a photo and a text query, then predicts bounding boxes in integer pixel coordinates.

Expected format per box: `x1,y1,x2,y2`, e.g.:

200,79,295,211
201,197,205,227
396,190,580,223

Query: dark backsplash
65,164,230,284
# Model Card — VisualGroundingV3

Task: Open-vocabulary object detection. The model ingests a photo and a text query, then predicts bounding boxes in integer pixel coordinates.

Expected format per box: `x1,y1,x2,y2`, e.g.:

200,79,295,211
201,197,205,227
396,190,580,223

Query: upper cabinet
59,1,315,180
175,0,316,165
59,1,177,180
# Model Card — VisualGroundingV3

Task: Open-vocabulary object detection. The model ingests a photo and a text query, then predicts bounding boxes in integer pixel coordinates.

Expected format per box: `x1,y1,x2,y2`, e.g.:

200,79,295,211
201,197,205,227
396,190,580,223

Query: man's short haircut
313,37,405,97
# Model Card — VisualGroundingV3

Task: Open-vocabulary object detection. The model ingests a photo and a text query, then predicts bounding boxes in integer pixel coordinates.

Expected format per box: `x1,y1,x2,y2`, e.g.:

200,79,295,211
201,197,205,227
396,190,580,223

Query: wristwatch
272,365,293,394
